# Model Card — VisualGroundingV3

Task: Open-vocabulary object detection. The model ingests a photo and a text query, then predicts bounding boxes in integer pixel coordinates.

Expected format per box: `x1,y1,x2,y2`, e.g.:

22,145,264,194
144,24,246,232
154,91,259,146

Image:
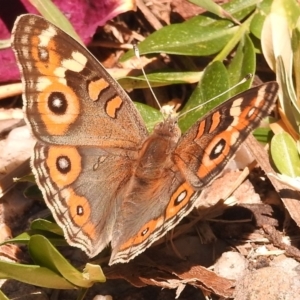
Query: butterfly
11,14,278,265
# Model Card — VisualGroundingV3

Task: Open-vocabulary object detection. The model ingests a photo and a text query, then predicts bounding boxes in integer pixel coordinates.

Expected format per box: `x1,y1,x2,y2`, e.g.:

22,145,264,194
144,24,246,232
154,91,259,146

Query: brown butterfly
11,14,278,265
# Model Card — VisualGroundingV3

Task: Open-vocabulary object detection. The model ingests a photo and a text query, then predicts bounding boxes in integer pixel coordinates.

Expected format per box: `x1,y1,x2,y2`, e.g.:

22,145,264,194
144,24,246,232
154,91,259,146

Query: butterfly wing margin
173,82,279,189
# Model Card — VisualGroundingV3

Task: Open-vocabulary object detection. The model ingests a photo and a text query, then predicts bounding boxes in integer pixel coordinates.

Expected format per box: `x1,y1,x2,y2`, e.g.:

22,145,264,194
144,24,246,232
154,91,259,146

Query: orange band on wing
31,37,60,75
196,120,206,140
119,217,163,250
209,111,221,133
47,146,82,187
65,188,96,239
105,96,123,118
166,182,195,219
88,78,109,101
37,83,80,135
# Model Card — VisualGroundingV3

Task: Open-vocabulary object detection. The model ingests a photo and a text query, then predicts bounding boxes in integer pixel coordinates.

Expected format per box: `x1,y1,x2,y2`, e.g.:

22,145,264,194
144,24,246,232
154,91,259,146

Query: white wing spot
39,48,49,60
142,228,149,236
58,156,70,170
38,26,57,47
230,131,239,144
61,51,87,72
177,190,187,204
248,107,256,118
213,143,224,156
255,86,266,106
28,17,35,25
21,34,29,45
22,48,29,59
36,76,52,91
77,206,84,216
25,61,32,72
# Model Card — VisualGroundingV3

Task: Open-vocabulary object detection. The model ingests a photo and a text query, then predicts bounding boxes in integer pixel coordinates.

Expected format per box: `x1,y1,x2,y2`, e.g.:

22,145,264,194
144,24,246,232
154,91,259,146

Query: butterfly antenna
178,74,253,119
133,44,163,113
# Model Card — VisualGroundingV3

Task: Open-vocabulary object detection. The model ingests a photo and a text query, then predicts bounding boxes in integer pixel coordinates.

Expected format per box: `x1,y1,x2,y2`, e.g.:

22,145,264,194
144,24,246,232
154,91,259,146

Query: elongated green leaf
250,0,273,39
270,132,300,177
23,184,43,200
123,23,237,58
122,0,258,60
253,127,273,143
16,173,36,183
275,0,300,29
29,235,105,287
31,219,64,236
188,0,242,24
227,34,255,93
214,13,254,62
179,61,229,132
118,71,202,89
1,232,31,245
1,228,67,247
0,260,74,289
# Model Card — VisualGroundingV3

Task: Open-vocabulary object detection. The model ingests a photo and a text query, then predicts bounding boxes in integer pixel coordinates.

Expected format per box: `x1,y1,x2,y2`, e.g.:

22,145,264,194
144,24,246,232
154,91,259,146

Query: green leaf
253,127,273,143
83,263,106,282
29,235,105,287
1,232,32,245
1,229,67,247
121,0,258,60
16,173,36,184
0,260,74,289
188,0,240,23
250,0,273,39
118,71,202,89
213,12,254,62
1,219,68,247
30,219,64,236
23,184,44,200
179,61,229,132
123,22,237,58
227,34,255,93
275,0,300,29
270,132,300,177
134,102,163,133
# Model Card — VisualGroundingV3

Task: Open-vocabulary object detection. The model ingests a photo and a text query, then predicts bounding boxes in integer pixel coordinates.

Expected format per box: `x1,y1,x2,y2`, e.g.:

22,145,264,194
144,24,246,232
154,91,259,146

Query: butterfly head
153,116,181,142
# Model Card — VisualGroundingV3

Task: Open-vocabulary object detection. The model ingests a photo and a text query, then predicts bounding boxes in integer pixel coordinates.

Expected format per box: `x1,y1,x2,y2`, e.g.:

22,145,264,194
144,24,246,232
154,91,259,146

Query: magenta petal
0,49,20,82
20,0,136,44
1,0,135,83
59,0,136,43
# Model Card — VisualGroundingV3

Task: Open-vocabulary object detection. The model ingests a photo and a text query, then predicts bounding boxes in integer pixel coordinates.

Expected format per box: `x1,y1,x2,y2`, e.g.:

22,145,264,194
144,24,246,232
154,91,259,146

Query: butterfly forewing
11,14,148,148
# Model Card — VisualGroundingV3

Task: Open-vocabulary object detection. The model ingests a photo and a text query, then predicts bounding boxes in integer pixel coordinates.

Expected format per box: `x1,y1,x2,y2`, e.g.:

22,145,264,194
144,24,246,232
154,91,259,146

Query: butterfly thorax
134,117,181,180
